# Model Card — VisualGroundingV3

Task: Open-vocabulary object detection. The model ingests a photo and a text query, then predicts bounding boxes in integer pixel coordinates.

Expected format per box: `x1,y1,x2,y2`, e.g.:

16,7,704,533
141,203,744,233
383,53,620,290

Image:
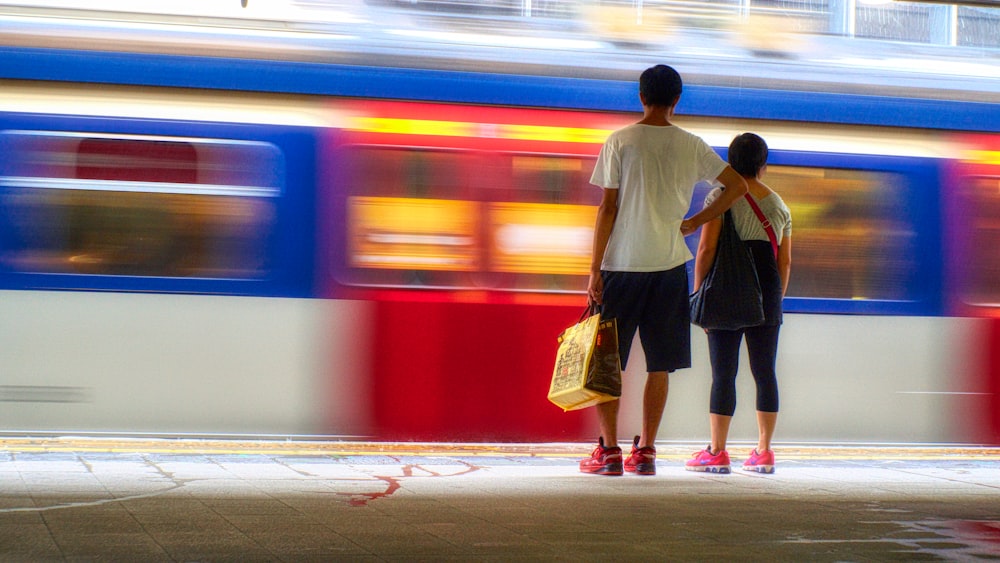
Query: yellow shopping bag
547,306,622,411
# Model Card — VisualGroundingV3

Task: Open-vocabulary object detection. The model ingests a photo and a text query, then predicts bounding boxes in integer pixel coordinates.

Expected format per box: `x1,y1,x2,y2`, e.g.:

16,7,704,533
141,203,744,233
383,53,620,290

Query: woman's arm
777,235,792,297
693,216,722,292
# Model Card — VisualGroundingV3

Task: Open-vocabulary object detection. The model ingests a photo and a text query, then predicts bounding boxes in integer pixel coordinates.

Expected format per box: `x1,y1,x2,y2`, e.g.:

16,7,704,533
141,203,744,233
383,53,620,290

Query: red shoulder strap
744,193,778,259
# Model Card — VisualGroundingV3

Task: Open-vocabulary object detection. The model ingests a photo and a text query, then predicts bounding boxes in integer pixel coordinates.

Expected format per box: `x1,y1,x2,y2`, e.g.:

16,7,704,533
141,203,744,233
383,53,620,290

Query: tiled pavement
1,438,998,561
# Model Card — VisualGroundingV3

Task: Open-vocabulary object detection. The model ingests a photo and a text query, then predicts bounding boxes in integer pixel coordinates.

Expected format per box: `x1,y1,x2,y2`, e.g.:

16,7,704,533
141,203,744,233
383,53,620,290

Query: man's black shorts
601,265,691,373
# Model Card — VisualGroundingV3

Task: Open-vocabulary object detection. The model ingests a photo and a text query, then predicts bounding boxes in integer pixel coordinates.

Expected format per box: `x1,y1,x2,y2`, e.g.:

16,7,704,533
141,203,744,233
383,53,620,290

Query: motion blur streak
0,1,997,444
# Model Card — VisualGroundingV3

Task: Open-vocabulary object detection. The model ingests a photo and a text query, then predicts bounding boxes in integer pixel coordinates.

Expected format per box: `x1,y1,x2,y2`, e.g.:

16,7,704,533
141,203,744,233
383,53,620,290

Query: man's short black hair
728,133,769,178
639,65,682,107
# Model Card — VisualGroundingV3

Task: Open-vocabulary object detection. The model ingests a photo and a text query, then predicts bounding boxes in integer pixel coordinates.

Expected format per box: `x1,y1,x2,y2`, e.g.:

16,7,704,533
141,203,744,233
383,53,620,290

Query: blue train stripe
0,46,997,133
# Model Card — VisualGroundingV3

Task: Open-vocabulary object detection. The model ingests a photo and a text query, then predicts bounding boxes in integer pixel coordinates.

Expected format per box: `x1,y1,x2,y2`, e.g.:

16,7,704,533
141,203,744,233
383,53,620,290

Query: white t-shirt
590,124,727,271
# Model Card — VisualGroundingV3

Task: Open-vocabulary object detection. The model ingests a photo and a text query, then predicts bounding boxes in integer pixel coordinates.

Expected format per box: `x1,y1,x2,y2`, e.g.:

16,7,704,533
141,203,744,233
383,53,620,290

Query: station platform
1,437,998,562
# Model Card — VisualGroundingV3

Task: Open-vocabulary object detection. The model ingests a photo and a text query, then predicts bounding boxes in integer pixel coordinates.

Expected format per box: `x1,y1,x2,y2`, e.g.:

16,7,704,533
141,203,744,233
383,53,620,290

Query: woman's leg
755,411,778,452
707,329,743,453
710,413,732,455
745,325,780,451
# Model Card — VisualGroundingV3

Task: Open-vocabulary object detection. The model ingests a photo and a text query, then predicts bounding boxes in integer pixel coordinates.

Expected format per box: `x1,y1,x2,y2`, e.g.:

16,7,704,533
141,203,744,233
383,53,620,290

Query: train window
959,176,1000,306
507,155,599,205
486,154,600,292
340,145,600,292
350,147,470,199
0,131,282,279
341,146,480,288
486,201,596,292
765,165,915,300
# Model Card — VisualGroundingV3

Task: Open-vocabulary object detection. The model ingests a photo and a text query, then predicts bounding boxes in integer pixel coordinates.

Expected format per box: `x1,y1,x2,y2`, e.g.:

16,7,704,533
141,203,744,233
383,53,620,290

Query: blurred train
0,42,998,445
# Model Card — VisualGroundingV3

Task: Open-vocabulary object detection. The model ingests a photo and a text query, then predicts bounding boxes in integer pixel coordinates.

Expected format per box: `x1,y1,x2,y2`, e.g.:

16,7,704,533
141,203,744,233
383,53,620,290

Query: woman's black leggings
707,325,780,416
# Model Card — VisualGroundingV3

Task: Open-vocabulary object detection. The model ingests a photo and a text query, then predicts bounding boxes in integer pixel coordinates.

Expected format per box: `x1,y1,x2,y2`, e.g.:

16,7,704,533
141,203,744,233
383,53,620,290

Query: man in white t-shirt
580,64,748,476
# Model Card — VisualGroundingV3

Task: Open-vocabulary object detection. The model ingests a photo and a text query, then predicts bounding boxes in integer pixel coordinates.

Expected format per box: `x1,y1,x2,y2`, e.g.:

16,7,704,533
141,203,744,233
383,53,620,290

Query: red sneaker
685,447,731,474
624,436,656,475
579,438,623,476
742,448,775,474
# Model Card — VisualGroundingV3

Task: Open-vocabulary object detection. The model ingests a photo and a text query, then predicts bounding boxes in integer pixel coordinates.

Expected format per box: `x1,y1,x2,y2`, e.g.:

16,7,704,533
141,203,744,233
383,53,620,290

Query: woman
685,133,792,474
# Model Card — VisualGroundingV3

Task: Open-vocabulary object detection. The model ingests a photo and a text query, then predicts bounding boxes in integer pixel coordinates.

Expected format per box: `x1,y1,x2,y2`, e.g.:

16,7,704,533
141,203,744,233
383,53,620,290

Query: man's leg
596,398,620,448
581,397,623,475
639,370,668,447
596,270,637,450
637,266,688,448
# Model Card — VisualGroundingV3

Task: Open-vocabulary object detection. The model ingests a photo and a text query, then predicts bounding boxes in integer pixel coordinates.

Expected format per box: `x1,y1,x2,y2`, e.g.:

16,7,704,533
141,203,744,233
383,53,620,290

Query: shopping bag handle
579,302,600,322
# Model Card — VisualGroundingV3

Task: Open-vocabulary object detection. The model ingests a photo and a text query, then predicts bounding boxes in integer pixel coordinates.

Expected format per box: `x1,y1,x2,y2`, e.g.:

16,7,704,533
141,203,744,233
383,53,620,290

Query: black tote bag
690,210,765,330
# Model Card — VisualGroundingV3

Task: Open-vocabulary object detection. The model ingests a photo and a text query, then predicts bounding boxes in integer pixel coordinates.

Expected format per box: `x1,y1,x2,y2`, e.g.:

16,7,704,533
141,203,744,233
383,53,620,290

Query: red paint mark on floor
344,462,481,507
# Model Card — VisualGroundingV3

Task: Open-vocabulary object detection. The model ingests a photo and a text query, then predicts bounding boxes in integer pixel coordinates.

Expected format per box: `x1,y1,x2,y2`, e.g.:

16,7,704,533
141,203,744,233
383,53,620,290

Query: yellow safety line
2,439,998,461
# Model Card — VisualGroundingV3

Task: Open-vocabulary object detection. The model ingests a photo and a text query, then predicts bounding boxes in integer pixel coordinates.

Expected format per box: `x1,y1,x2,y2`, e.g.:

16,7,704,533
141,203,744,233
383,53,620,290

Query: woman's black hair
728,133,769,178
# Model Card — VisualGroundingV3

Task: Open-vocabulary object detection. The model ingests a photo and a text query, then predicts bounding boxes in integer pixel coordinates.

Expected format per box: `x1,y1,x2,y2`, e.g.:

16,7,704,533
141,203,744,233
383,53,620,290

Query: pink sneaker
685,447,731,474
579,438,623,476
743,449,775,474
624,436,656,475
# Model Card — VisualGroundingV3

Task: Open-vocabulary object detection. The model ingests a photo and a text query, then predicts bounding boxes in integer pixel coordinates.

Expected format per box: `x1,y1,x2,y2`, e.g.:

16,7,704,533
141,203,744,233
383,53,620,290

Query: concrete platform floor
1,438,998,562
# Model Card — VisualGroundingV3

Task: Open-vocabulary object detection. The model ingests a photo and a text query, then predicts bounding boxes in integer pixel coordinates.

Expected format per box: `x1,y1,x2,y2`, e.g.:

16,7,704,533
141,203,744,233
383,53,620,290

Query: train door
321,101,627,441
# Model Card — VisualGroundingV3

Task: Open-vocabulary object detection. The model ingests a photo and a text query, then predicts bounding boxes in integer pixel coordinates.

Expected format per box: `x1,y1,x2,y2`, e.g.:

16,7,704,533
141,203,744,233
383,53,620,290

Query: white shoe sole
685,465,731,474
